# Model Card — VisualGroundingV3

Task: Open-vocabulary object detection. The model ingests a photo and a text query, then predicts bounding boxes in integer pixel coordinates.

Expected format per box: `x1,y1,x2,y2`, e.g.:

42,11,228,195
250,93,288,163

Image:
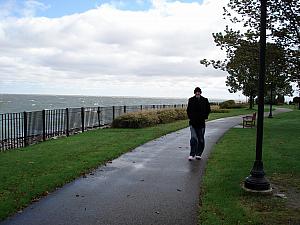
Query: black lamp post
268,82,273,118
244,0,271,191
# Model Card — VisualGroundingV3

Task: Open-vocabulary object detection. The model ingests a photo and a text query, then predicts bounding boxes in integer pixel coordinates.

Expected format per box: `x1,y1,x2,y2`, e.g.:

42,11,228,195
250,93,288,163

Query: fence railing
0,104,186,151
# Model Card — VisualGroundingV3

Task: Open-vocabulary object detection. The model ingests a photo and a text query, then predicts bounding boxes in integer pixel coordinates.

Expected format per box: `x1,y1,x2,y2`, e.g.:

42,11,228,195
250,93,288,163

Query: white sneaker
188,156,194,161
196,156,202,160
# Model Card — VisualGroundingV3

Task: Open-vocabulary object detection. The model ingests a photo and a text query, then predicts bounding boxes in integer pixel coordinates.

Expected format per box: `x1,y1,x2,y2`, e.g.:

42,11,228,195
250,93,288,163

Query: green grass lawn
199,109,300,225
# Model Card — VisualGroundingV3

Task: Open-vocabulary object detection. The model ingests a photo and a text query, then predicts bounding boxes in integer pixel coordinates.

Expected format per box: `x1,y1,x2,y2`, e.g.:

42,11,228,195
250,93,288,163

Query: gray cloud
0,0,237,99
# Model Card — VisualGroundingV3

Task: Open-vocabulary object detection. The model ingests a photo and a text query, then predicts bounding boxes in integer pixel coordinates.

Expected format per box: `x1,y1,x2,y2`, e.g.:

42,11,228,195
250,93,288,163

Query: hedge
112,108,188,128
219,100,248,109
112,106,229,128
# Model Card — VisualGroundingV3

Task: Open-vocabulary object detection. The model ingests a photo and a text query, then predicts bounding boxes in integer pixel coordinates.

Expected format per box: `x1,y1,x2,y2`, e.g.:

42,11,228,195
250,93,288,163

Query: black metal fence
0,104,186,151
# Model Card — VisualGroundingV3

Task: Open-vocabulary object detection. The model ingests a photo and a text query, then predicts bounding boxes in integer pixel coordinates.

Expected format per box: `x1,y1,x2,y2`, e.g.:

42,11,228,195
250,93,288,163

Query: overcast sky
0,0,248,100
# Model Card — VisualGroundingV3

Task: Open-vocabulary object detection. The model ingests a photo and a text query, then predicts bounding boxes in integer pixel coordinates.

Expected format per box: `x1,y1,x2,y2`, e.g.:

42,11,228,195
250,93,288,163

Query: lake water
0,94,224,114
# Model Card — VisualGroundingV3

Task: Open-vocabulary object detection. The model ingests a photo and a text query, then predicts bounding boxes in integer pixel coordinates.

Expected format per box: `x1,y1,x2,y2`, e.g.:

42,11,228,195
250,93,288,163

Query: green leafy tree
224,0,299,106
201,0,296,108
200,28,259,109
265,43,293,104
201,39,292,109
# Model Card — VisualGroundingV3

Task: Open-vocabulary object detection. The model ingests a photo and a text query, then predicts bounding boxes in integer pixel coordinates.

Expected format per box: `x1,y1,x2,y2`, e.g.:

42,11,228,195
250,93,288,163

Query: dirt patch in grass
240,173,300,225
270,174,300,210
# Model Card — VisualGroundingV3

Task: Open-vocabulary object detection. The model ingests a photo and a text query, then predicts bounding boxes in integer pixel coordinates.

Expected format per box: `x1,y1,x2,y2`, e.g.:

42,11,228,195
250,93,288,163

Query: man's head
194,87,202,98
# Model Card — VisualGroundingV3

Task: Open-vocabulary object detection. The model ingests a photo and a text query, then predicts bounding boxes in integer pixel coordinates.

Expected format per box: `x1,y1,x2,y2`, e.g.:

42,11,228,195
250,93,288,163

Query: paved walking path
1,108,291,225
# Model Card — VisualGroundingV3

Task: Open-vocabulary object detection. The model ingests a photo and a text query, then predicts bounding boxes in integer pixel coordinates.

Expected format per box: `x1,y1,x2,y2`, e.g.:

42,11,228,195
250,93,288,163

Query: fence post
112,106,115,120
23,111,28,147
140,105,143,111
66,108,69,137
97,107,101,127
42,110,46,141
124,106,126,114
81,107,85,133
153,105,155,109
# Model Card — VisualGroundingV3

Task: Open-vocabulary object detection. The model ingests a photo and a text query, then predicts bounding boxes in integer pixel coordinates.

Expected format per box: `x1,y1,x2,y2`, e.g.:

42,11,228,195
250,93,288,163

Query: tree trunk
249,95,254,109
268,83,273,117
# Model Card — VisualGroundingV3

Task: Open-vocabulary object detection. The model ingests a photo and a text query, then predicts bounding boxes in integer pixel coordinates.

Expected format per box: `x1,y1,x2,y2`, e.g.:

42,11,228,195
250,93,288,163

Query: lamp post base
244,160,271,191
242,183,272,193
244,175,271,191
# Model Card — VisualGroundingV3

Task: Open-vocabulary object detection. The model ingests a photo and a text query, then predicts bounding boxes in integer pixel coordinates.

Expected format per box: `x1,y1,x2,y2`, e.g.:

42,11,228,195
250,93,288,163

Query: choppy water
0,94,187,114
0,94,224,114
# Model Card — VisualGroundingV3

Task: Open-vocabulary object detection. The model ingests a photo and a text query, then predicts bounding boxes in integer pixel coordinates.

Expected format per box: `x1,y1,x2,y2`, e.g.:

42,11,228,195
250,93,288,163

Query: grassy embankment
0,107,256,220
199,109,300,225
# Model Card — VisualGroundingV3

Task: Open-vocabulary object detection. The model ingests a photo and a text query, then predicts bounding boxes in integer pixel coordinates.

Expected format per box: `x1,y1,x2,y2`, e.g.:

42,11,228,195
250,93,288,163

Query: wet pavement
1,108,291,225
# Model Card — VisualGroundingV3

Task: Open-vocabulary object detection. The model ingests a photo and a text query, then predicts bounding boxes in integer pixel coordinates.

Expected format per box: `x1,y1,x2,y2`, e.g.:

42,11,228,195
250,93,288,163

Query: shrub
219,100,248,109
219,100,236,109
293,97,300,104
210,105,220,110
211,108,230,113
210,105,229,113
112,108,188,128
112,104,231,128
228,103,248,108
157,109,178,124
175,108,188,120
112,111,159,128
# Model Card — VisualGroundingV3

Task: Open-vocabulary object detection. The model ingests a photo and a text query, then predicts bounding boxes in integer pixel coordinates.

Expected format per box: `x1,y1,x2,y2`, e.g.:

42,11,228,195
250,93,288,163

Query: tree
293,96,300,104
201,39,292,109
200,28,259,109
201,0,297,108
225,41,259,109
265,43,293,105
293,96,300,110
224,0,300,104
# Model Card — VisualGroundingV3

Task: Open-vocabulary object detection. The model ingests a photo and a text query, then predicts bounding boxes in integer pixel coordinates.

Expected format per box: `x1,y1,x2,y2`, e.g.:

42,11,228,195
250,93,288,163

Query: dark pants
189,126,205,157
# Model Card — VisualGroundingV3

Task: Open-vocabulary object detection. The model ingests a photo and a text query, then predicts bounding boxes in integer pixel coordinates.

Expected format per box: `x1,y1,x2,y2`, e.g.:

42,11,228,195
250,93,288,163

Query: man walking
187,87,211,161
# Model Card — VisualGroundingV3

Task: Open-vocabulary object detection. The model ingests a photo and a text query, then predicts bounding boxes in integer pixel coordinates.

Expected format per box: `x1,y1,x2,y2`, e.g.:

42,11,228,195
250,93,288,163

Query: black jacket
187,95,211,128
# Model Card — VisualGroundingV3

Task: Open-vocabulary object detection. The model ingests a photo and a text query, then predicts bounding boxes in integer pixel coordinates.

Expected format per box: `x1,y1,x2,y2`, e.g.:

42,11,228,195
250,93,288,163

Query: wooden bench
242,112,256,128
